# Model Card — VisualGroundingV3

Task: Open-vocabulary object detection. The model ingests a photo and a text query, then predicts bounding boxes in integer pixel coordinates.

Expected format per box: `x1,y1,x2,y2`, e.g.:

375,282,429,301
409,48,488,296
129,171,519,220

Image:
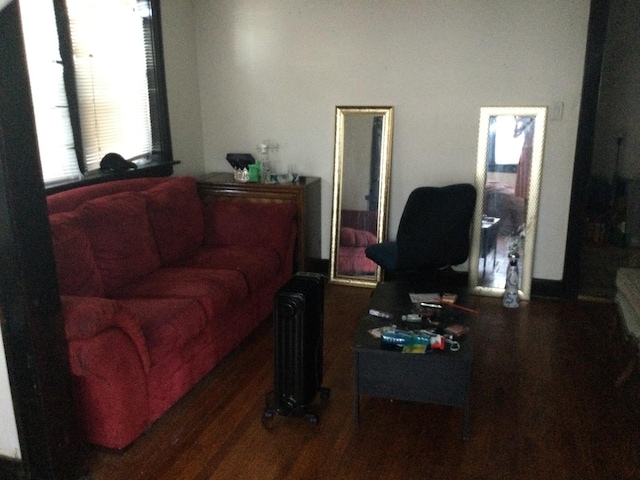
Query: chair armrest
365,241,399,272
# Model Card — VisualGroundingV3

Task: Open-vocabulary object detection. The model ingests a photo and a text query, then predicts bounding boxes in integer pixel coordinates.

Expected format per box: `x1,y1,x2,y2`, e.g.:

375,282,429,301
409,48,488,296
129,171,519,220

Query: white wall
163,0,591,281
0,328,21,459
161,0,205,177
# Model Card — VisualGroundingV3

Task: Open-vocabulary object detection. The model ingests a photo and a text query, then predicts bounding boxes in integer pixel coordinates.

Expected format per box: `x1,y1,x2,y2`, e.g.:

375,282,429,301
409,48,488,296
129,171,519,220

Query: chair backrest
396,184,476,271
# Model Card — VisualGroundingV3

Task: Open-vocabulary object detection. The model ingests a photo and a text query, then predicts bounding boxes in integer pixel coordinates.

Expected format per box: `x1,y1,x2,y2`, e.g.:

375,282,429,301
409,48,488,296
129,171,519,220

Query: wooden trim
0,3,83,478
563,0,612,299
532,279,564,299
0,457,26,480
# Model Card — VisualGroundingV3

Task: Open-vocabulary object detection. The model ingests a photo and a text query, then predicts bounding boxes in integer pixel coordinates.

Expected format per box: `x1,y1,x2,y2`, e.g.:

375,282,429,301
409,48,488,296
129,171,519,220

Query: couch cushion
339,246,377,275
78,191,160,293
120,296,218,421
340,227,377,247
143,177,205,265
109,267,249,320
49,212,104,297
178,245,281,291
203,201,296,253
118,298,210,365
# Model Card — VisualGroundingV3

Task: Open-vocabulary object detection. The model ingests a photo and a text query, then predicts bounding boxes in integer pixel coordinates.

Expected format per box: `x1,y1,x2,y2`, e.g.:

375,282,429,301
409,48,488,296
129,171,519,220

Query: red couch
338,209,378,275
47,176,297,449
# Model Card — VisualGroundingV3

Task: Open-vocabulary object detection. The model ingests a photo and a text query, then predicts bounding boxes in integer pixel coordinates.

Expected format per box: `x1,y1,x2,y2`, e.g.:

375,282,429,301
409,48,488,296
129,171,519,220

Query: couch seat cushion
109,268,249,319
178,245,280,291
143,177,205,265
78,191,160,293
340,227,377,247
49,212,104,297
119,298,210,364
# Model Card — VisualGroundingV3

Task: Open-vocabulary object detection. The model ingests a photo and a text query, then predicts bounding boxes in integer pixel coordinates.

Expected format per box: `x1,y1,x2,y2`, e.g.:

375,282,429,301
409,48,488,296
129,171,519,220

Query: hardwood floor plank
84,284,640,480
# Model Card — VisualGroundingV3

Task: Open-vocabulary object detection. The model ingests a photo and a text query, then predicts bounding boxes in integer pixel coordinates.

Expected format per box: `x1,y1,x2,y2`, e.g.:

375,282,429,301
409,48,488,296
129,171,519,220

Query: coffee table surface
353,281,473,356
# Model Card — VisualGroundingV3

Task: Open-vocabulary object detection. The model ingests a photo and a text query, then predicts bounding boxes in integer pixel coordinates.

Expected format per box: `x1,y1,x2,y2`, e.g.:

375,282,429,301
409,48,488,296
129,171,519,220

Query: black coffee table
352,281,473,440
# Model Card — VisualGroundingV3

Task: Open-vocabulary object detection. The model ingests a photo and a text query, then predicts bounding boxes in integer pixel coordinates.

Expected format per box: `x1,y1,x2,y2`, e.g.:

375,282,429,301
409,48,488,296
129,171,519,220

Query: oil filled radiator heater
263,272,330,424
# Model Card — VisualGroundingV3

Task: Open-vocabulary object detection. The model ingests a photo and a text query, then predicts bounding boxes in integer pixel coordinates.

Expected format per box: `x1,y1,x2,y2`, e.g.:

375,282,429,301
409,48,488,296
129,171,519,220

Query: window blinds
67,0,152,172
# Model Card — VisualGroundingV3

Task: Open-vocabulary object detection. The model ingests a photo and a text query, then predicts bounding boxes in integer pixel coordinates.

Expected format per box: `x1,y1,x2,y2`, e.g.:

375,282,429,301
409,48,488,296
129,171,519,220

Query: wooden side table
196,172,321,271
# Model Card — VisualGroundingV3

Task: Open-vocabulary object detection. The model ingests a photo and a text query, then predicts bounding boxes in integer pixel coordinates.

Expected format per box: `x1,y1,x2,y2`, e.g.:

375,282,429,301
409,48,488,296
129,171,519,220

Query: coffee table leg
462,401,470,441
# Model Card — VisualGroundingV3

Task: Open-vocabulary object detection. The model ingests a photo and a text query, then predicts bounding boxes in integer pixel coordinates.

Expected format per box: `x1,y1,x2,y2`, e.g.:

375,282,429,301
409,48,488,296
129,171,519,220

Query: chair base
383,267,468,292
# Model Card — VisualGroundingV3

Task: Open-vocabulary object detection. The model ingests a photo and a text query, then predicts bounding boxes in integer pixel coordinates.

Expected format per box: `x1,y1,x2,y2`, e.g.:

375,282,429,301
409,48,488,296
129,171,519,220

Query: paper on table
409,293,441,303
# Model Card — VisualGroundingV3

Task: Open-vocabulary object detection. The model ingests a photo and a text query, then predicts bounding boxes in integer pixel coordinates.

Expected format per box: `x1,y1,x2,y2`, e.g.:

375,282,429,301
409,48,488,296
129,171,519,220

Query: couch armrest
67,327,149,449
61,295,150,374
61,295,151,449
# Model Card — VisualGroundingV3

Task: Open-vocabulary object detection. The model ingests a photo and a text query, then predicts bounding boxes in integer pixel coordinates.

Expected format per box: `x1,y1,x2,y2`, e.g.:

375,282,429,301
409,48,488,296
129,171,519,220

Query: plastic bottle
259,142,270,182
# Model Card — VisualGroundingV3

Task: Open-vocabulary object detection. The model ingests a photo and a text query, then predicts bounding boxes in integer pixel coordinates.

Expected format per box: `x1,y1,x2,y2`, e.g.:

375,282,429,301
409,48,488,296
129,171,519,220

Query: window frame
44,0,174,195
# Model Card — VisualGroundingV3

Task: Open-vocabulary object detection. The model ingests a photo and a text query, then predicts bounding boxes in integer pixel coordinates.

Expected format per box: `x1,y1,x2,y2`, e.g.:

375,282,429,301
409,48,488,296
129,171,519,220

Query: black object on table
352,281,473,440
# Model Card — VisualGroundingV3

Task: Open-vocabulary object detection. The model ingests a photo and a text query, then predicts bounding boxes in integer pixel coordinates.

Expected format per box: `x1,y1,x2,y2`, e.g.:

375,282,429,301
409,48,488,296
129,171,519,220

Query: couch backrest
49,211,105,297
341,209,378,235
203,201,297,254
48,176,205,296
47,177,168,214
77,191,161,294
141,177,204,264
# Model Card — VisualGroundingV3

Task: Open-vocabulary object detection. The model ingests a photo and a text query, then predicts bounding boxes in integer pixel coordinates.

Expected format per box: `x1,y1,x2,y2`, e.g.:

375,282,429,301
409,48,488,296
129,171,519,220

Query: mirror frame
329,106,394,287
468,106,547,300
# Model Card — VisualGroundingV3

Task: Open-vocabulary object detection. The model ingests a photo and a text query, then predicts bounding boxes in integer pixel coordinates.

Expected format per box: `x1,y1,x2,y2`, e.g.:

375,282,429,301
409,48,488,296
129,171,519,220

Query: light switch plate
550,102,564,121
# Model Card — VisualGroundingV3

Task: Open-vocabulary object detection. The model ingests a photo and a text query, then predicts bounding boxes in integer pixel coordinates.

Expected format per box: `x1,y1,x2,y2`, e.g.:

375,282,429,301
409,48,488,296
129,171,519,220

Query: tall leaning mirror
330,106,393,287
468,106,547,300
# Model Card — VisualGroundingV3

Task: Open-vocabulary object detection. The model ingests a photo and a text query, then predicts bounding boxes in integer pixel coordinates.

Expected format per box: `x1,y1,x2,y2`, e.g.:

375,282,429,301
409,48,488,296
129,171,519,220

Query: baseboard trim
304,258,329,275
531,278,564,298
310,259,566,298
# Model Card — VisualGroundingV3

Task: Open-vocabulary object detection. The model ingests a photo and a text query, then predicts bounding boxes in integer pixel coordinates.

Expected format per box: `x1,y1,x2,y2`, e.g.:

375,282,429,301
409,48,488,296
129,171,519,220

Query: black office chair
365,184,477,284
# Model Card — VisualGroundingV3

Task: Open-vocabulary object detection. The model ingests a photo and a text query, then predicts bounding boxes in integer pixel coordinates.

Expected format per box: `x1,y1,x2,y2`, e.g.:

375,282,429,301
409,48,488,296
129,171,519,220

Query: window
487,115,531,173
20,0,79,183
19,0,172,189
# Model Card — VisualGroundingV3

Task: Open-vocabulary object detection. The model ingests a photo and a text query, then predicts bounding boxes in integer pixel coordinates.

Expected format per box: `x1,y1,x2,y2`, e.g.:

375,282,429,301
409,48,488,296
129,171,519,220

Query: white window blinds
67,0,152,172
19,0,81,184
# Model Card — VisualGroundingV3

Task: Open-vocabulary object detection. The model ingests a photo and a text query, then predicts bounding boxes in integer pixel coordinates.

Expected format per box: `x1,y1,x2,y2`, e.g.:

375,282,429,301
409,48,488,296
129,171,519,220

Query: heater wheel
303,412,318,424
319,386,331,401
262,409,275,422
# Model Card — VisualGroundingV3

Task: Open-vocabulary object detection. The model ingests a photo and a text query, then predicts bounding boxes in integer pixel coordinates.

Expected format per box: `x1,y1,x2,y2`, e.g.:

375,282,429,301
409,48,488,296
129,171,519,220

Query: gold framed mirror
329,106,393,287
468,106,547,300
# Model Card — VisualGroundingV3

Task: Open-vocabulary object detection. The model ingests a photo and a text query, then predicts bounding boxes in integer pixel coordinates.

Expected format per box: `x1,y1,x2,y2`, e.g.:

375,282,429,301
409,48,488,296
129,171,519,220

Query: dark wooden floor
84,283,640,480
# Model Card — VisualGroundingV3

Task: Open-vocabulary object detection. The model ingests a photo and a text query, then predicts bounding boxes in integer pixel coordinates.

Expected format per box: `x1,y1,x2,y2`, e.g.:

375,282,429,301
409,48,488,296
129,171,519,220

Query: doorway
576,0,640,300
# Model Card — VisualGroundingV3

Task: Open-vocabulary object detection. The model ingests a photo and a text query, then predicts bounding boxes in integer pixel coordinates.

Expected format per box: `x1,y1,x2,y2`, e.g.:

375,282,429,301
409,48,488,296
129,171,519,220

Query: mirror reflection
330,106,393,287
469,106,547,300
